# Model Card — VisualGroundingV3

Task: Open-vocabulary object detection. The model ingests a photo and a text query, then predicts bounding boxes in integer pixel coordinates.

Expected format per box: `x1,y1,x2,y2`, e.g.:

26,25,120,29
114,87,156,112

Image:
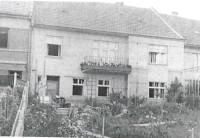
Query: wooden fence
10,81,29,136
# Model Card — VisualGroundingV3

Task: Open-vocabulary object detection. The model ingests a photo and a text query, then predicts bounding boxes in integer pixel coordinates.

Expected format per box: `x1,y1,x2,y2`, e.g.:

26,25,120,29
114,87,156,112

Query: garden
0,86,21,136
23,77,200,137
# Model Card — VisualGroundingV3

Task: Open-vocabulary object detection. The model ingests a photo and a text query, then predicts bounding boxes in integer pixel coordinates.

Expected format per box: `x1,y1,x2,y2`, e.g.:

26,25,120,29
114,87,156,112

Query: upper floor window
192,53,200,68
149,45,167,65
46,36,62,57
93,41,118,60
0,28,8,48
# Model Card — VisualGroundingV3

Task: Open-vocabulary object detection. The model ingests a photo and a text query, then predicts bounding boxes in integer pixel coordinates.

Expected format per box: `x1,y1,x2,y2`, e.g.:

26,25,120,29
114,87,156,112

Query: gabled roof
161,14,200,46
0,1,33,16
33,2,182,39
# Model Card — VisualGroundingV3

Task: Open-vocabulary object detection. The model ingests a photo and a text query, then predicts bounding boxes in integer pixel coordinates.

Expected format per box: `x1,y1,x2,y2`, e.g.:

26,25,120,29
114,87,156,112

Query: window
46,36,62,57
9,71,22,79
149,82,165,99
149,45,167,64
93,41,118,63
98,80,109,96
48,44,61,56
73,78,84,96
193,53,198,67
0,28,8,48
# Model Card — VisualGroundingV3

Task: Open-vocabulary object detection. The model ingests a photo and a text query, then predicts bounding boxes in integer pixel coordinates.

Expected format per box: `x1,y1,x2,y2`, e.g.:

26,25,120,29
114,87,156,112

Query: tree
166,77,184,103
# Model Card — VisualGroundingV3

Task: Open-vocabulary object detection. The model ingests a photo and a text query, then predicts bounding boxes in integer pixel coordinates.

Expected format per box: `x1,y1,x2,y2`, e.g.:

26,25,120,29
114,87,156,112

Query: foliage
109,92,128,106
24,97,84,137
0,86,20,136
166,77,184,103
128,95,146,109
183,96,200,109
84,97,107,107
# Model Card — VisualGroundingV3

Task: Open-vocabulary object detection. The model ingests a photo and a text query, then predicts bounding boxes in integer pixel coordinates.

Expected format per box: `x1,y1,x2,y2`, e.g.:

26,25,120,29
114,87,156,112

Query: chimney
172,11,178,16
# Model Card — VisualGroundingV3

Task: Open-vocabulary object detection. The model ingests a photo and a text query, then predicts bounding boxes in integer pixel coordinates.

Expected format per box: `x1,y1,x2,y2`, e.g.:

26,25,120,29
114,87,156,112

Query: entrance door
46,76,59,97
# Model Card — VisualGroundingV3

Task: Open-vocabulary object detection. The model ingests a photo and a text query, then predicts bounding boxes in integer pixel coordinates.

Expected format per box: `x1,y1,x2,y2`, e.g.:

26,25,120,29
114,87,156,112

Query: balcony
80,56,131,74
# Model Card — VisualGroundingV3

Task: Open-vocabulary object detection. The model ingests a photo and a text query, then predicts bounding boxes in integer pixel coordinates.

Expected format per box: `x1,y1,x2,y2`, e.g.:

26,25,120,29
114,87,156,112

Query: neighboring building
0,1,32,81
161,13,200,95
30,2,185,101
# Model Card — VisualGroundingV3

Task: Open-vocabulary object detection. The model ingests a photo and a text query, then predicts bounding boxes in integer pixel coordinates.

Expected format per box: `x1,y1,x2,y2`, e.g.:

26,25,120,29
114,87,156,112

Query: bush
184,96,200,109
166,77,184,103
84,97,107,107
129,95,146,108
24,97,83,137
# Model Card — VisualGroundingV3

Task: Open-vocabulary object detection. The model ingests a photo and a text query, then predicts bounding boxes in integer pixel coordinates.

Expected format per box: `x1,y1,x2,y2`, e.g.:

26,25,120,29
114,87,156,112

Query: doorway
46,76,60,97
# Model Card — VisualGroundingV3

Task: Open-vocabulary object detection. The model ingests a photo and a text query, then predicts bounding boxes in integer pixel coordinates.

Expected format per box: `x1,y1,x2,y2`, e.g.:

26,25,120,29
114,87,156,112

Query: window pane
160,89,164,98
98,80,103,85
73,79,78,84
149,88,154,98
79,79,84,84
193,53,198,67
0,33,7,48
155,89,159,98
160,83,165,87
155,82,159,87
98,87,108,96
48,44,60,56
73,86,83,95
105,80,109,85
149,82,154,87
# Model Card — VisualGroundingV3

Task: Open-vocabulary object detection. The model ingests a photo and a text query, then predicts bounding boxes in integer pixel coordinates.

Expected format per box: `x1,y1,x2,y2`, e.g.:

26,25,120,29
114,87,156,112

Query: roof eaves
150,7,184,39
34,23,186,41
185,43,200,47
0,11,30,19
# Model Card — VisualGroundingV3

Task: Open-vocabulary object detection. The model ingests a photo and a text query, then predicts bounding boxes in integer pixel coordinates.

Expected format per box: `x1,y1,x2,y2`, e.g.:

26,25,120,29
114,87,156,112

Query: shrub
129,95,146,107
166,77,184,103
183,96,200,109
84,97,106,107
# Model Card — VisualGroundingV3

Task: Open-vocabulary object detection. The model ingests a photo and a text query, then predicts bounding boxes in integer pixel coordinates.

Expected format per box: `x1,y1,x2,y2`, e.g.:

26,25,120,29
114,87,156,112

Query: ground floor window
73,78,84,95
98,80,109,96
149,82,165,98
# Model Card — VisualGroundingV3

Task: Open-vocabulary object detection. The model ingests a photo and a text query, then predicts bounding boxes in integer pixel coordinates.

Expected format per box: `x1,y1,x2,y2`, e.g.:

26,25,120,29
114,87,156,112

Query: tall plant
166,77,184,103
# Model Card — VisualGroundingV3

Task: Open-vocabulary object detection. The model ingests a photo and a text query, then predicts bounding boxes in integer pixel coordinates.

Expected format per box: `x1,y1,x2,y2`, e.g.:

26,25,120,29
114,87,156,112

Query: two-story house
0,1,32,81
30,2,185,102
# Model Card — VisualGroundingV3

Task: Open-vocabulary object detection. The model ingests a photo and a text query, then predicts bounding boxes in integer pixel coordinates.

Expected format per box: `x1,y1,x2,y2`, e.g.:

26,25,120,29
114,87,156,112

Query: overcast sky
63,0,200,21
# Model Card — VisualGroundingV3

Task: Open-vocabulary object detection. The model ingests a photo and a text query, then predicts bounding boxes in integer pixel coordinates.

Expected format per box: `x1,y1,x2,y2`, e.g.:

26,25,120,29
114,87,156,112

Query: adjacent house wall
128,36,184,98
0,16,30,81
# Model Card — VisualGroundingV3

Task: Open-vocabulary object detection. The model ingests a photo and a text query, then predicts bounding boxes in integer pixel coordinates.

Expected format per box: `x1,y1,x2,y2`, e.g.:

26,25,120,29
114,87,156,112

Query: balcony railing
81,56,131,74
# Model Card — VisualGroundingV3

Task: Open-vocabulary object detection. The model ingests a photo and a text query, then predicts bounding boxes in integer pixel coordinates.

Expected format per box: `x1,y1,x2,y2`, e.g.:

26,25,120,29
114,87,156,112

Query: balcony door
101,49,109,63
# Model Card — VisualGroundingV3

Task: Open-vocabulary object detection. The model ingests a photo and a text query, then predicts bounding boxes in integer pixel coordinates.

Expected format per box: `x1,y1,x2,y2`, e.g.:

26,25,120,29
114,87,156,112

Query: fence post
14,73,17,87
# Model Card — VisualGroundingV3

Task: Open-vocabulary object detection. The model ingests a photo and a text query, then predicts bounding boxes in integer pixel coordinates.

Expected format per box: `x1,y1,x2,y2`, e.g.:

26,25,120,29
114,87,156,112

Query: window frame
46,35,62,57
0,28,9,49
72,78,84,96
47,44,61,57
148,81,166,99
148,45,167,65
98,79,110,97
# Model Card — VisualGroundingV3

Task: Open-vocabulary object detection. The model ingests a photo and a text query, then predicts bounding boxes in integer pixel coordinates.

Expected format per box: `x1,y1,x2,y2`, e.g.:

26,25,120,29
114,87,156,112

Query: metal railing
10,81,29,137
83,56,129,66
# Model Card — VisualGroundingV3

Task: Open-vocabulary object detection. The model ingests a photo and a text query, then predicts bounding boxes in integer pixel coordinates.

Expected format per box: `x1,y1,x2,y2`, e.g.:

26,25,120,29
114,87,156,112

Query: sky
62,0,200,21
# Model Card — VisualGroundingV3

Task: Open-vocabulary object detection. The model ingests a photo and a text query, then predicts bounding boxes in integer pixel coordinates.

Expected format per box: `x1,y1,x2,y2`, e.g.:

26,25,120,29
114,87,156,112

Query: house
161,13,200,95
0,1,32,82
30,2,185,102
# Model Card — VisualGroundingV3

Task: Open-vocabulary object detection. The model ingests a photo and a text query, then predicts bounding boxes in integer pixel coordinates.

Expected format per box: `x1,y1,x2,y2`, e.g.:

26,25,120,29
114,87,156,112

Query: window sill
148,98,165,100
148,63,167,66
45,56,63,59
